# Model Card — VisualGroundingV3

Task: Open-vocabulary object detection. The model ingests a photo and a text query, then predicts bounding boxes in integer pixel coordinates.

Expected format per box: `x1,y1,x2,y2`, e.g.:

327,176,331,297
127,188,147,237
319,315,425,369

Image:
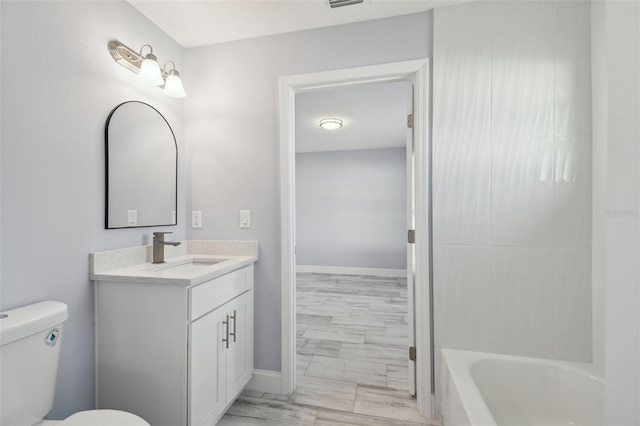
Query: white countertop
92,254,256,286
90,240,258,286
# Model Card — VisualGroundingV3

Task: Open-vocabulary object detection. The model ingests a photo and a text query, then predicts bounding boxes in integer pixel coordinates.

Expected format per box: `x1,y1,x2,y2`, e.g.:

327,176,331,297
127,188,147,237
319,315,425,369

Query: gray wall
0,1,185,418
295,148,406,269
185,12,433,371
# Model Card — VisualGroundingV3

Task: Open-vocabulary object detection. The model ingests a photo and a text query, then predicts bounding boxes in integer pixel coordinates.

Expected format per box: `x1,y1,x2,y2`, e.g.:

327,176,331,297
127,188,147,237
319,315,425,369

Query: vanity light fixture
319,118,343,130
108,40,187,98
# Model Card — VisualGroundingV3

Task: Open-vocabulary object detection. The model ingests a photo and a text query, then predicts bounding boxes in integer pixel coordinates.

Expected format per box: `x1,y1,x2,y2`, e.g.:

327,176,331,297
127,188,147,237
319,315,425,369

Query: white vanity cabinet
189,283,253,425
95,264,254,426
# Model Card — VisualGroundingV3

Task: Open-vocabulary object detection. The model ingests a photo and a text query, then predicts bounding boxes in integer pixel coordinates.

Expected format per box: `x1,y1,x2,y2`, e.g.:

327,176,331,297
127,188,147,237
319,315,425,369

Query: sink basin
148,257,230,273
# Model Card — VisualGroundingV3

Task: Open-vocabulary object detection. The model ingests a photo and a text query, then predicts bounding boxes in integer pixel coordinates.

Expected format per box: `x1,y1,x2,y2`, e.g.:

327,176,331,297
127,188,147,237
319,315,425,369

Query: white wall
432,1,592,362
184,12,432,371
0,1,185,418
296,148,406,270
592,1,640,423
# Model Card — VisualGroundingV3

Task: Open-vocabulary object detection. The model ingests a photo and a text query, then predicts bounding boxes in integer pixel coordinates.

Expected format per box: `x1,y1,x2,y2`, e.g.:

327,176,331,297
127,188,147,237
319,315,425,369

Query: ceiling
128,0,461,48
128,0,448,154
295,81,409,154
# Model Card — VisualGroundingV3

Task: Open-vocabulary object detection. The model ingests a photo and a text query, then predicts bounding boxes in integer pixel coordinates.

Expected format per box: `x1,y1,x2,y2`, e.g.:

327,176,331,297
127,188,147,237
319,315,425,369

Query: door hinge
408,229,415,244
407,113,414,128
409,346,416,361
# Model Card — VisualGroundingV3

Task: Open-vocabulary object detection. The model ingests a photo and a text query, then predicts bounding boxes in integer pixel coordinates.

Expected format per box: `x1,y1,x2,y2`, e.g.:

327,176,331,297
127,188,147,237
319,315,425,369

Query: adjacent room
292,81,426,422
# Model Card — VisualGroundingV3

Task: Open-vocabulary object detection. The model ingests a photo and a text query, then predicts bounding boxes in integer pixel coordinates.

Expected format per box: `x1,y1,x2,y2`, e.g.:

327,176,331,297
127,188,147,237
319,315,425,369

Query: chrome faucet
152,232,181,264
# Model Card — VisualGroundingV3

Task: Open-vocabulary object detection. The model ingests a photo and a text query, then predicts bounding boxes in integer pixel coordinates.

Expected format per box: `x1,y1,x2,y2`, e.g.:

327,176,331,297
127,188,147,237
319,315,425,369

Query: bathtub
440,349,603,426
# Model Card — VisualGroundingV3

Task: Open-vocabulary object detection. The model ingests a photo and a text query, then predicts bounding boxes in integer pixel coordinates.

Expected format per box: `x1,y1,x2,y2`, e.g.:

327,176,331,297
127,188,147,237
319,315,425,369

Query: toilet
0,301,149,426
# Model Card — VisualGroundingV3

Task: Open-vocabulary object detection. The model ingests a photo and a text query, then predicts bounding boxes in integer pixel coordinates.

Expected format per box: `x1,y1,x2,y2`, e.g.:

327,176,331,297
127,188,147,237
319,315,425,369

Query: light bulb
163,72,187,98
138,56,164,86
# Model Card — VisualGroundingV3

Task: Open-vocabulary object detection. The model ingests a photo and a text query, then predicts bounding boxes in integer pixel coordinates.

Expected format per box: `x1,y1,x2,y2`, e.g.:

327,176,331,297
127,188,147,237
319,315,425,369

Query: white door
225,291,254,402
189,304,227,426
406,84,417,396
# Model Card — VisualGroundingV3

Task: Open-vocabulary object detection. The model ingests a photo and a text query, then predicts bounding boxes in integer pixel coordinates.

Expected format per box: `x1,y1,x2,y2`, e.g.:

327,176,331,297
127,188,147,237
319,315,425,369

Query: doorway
295,78,412,414
279,59,433,419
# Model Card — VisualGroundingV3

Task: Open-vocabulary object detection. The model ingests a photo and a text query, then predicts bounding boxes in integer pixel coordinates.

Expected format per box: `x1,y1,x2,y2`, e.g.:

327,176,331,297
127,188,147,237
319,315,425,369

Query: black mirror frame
104,100,178,229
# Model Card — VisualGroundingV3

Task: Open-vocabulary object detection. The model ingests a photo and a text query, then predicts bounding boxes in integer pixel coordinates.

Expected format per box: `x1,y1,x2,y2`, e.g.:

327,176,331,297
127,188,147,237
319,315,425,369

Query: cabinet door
189,304,227,426
225,290,254,403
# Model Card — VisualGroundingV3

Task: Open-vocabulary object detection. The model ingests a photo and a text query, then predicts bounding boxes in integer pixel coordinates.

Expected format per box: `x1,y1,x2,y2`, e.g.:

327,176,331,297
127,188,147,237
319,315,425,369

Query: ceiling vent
327,0,364,8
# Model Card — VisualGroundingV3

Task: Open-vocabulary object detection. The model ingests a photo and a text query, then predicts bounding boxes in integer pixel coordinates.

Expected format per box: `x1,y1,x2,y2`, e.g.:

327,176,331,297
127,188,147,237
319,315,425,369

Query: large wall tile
433,0,592,363
488,0,555,33
555,0,591,26
554,22,592,137
433,245,493,352
434,36,491,144
491,247,556,358
492,28,554,140
555,248,592,361
433,142,490,245
491,137,555,247
434,1,491,41
554,135,592,248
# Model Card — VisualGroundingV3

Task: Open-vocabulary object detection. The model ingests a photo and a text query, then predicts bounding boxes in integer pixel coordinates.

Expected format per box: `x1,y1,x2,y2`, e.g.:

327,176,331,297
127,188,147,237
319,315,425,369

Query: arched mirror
105,101,177,229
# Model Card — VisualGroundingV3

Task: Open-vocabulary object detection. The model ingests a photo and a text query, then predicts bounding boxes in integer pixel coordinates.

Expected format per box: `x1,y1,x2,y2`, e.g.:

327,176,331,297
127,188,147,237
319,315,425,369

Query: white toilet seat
59,409,149,426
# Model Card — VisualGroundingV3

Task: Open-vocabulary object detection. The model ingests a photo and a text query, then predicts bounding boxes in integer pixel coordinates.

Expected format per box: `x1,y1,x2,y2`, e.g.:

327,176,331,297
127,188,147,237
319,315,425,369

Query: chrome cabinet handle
230,310,237,343
222,315,230,349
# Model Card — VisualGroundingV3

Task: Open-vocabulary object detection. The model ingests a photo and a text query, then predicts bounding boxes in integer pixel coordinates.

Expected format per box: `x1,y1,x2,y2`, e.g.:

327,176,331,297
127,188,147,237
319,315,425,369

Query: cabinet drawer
190,266,253,321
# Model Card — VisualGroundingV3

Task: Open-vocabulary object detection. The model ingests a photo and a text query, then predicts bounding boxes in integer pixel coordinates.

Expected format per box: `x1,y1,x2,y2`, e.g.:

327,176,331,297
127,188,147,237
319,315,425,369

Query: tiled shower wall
433,1,592,361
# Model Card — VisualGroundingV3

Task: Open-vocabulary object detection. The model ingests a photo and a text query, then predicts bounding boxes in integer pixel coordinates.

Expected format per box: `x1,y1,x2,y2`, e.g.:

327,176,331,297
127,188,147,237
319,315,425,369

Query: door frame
278,59,432,418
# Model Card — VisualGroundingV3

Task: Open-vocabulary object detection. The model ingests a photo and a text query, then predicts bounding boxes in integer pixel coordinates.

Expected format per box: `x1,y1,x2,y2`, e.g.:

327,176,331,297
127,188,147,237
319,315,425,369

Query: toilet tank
0,301,68,426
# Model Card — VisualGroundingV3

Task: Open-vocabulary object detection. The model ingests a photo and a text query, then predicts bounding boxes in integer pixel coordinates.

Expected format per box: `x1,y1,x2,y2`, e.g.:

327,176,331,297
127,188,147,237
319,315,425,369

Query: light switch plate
192,211,202,228
127,210,137,226
240,210,250,229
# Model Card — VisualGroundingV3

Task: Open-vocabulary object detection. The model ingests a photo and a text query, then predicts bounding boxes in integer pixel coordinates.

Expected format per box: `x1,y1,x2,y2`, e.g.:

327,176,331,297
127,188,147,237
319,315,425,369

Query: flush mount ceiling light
319,118,343,130
108,40,187,98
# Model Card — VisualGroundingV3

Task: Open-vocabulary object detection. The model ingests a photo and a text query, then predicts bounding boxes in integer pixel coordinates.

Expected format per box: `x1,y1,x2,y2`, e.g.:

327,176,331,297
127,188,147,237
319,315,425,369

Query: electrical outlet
192,211,202,228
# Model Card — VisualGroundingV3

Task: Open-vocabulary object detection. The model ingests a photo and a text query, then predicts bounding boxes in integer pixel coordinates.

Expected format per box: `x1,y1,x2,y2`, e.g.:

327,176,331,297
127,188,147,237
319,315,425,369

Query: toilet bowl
34,409,148,426
0,301,150,426
55,409,147,425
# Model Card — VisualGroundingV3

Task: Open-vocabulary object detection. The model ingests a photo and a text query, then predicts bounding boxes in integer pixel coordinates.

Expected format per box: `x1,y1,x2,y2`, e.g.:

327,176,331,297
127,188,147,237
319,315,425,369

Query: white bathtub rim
442,349,496,426
441,348,604,426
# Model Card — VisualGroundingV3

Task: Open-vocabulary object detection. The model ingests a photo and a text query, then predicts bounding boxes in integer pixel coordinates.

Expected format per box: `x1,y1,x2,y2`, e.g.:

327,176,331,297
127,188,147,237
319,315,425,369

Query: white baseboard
296,265,407,278
245,369,282,395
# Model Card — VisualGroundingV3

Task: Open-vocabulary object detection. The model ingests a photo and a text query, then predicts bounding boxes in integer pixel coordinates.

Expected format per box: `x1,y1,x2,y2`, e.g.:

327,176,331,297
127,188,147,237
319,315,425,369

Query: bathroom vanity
90,240,258,426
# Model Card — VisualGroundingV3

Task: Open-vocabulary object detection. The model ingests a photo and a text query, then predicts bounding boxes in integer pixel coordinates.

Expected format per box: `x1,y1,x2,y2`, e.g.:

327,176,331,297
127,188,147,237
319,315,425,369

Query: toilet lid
60,410,149,426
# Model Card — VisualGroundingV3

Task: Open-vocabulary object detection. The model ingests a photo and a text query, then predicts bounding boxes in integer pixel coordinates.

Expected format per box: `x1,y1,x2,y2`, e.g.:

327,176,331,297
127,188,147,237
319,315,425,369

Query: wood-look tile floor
219,273,439,426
